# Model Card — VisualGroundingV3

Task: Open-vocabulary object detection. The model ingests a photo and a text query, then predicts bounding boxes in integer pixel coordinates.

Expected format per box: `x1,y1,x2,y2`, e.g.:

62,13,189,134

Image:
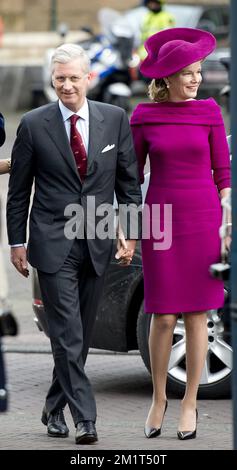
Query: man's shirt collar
59,99,89,122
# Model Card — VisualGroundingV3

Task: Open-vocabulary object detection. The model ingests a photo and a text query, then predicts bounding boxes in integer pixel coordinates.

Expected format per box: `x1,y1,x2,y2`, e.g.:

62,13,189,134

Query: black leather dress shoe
75,421,98,445
177,409,198,440
144,400,168,438
41,406,69,438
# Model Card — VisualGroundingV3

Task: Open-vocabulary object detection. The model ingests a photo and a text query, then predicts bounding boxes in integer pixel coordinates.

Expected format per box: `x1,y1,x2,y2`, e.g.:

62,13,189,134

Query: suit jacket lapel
43,100,105,181
43,102,81,181
87,100,105,175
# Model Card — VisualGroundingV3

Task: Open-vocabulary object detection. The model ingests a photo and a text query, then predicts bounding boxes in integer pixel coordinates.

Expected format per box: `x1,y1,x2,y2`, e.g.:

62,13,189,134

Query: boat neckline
142,98,214,107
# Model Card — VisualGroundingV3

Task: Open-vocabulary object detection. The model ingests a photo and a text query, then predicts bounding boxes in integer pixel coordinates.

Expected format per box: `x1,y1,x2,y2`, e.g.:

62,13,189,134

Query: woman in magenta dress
130,28,231,440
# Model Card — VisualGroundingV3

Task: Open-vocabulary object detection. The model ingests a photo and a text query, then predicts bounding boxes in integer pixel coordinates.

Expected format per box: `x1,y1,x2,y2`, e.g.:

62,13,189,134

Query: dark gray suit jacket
7,100,142,275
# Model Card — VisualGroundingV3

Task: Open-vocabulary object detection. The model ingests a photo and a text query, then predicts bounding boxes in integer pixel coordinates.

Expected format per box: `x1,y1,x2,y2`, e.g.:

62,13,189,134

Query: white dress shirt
58,99,89,152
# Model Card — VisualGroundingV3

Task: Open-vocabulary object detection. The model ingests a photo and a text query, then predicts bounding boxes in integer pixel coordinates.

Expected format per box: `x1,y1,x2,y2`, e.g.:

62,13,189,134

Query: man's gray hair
51,43,91,73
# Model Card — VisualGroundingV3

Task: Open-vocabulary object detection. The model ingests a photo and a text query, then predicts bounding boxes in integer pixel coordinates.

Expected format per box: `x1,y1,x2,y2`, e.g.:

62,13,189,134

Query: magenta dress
130,98,231,314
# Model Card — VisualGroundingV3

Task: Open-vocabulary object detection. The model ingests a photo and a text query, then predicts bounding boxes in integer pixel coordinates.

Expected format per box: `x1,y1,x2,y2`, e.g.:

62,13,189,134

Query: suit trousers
37,239,105,425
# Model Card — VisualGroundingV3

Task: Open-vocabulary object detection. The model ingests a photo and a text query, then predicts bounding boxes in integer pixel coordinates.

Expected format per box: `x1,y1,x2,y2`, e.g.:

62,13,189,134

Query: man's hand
11,246,29,278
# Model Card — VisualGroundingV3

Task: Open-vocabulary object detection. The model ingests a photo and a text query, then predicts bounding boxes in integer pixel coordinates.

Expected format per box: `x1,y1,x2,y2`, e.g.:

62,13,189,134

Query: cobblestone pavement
0,350,232,450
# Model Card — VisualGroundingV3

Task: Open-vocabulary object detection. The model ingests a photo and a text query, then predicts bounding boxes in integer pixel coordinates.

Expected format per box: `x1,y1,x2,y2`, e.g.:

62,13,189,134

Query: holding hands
115,224,136,266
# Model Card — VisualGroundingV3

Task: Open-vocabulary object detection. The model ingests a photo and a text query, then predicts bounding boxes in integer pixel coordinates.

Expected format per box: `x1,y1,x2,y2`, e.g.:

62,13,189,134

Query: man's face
52,59,92,112
147,1,162,13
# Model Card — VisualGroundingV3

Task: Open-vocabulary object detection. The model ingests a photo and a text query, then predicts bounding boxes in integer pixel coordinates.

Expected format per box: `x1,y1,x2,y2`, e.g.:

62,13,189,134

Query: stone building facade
0,0,230,32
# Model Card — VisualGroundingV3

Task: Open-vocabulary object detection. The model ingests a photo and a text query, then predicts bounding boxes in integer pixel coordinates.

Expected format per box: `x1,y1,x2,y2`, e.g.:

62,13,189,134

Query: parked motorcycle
87,8,138,110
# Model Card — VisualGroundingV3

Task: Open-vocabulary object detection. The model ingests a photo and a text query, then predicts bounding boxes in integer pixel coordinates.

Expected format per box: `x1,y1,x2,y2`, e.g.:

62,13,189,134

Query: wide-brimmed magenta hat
140,27,216,79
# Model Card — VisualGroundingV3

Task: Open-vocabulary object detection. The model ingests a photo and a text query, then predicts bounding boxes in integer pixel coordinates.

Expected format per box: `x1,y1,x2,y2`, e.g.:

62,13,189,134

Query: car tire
136,300,232,399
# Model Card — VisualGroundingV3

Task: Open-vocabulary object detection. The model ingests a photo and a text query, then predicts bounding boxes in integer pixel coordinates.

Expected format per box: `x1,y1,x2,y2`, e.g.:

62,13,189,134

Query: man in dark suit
7,44,142,445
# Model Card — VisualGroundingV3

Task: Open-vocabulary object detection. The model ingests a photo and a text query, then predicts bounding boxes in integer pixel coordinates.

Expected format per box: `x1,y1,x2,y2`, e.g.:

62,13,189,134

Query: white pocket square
101,144,115,153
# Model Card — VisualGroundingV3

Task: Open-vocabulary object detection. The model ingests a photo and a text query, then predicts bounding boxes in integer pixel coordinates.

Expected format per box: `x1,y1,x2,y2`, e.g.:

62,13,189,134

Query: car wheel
136,297,232,398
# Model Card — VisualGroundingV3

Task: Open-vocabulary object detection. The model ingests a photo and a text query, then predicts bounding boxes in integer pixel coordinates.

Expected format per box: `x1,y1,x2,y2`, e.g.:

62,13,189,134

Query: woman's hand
220,188,232,259
0,159,11,175
221,226,232,260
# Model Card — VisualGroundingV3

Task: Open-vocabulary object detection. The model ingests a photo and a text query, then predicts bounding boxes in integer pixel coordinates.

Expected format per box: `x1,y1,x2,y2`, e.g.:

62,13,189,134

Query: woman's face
165,61,202,102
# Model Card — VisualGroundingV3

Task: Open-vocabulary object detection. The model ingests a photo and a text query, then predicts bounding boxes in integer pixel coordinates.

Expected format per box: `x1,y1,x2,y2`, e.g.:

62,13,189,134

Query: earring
166,82,170,89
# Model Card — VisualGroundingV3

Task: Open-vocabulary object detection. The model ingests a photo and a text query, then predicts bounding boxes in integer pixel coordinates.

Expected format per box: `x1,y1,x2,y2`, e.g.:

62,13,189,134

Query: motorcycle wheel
102,90,130,112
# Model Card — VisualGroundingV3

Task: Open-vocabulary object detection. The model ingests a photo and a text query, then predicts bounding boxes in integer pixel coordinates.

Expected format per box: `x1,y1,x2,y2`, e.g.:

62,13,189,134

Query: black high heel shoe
144,400,168,438
177,409,198,440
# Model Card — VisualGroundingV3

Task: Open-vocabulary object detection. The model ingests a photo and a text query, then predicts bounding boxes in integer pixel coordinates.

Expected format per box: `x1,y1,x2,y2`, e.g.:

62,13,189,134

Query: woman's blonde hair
148,78,169,102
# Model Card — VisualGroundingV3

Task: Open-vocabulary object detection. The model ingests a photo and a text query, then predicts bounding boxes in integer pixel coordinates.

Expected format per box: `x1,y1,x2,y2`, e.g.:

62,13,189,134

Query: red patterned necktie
70,114,87,182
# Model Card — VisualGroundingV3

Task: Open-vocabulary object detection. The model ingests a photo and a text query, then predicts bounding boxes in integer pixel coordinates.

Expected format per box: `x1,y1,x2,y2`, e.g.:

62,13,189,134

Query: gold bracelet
7,158,11,173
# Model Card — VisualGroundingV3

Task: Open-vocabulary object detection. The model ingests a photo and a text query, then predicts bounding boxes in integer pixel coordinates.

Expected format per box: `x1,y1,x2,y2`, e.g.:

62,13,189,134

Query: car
200,47,230,102
32,135,232,399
